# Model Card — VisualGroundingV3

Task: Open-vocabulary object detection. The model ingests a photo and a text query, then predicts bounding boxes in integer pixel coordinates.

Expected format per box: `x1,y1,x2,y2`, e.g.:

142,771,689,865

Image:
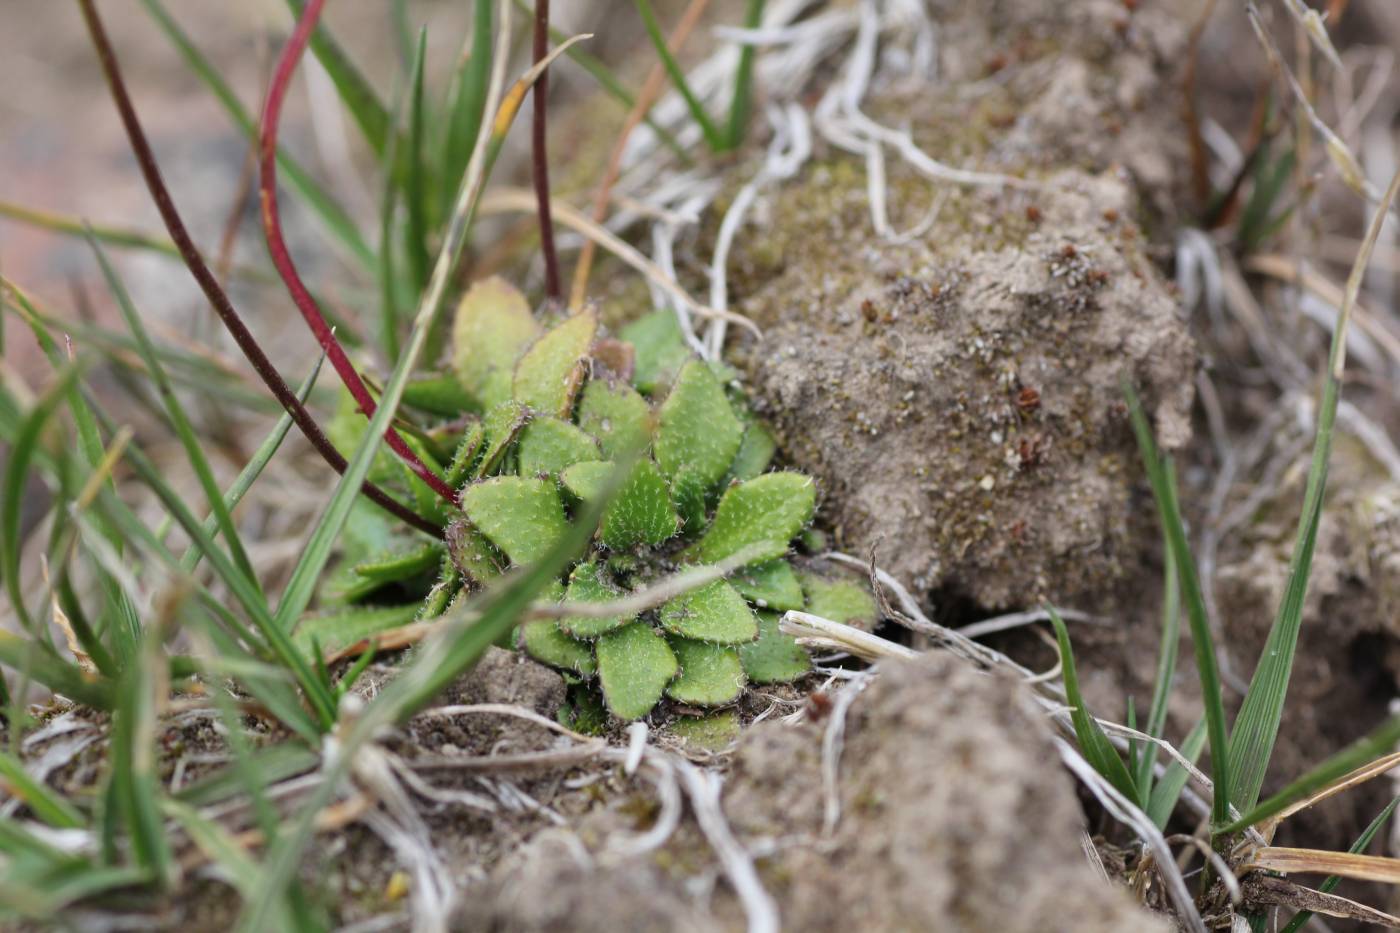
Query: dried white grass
820,670,870,837
1054,737,1208,933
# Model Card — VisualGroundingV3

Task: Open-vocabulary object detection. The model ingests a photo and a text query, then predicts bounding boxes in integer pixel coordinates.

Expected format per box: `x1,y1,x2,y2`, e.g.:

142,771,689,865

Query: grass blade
138,0,372,268
176,353,325,575
109,625,175,887
1279,796,1400,933
0,750,85,828
404,28,431,296
2,361,86,637
1228,167,1400,813
1136,536,1181,795
1126,381,1232,826
1147,717,1207,830
633,0,725,151
109,439,336,732
86,233,260,593
1049,607,1141,805
725,0,765,149
283,0,392,158
1222,713,1400,834
442,0,495,214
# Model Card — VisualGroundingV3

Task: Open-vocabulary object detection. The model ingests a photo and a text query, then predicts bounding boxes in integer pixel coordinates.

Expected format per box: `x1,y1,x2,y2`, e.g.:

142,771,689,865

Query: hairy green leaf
739,611,810,684
513,311,597,418
665,637,745,706
577,378,651,459
687,472,815,566
654,360,742,490
596,622,678,720
517,417,601,477
659,580,758,644
452,277,540,410
558,561,633,639
461,476,569,566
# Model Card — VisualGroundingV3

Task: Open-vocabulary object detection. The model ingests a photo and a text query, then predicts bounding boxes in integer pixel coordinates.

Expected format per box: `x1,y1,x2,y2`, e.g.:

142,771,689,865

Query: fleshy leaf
658,580,758,644
476,400,530,478
733,559,804,611
403,372,477,417
596,622,679,720
670,710,740,751
654,360,742,491
601,460,678,550
295,602,420,660
739,611,811,684
558,561,633,639
729,418,777,481
517,417,601,477
352,542,443,587
452,276,540,410
687,472,816,566
620,309,691,394
512,310,597,417
670,465,708,536
444,517,504,586
560,460,611,501
445,420,485,488
800,570,878,629
577,378,652,459
665,637,745,706
460,476,568,566
562,461,680,551
520,621,597,677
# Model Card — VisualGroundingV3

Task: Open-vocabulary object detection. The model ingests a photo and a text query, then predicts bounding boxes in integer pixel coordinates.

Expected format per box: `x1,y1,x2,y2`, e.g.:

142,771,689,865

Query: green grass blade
284,0,392,158
0,749,85,828
404,28,431,295
109,630,174,887
138,0,372,268
1279,796,1400,933
1126,381,1232,826
1049,607,1141,805
0,636,112,710
0,201,180,260
441,0,494,214
1228,168,1400,813
1147,717,1206,830
725,0,765,149
86,233,260,593
633,0,725,151
175,354,324,575
1136,537,1181,794
1,362,86,637
108,438,335,730
1221,713,1400,835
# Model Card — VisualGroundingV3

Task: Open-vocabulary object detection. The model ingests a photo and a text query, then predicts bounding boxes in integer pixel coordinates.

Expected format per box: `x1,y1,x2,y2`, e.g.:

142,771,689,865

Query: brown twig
260,0,458,506
75,0,443,538
568,0,712,310
532,0,561,302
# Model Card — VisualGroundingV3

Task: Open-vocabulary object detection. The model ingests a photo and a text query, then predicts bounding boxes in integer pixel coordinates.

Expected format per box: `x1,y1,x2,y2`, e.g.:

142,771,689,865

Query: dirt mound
723,1,1199,609
456,653,1168,932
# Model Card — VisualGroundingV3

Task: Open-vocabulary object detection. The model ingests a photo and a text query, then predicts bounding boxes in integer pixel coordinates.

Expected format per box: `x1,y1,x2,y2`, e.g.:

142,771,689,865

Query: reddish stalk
531,0,561,302
75,0,443,539
259,0,458,505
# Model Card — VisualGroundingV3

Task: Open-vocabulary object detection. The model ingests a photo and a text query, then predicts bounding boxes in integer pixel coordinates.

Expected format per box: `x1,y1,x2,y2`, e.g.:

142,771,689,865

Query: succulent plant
305,277,876,722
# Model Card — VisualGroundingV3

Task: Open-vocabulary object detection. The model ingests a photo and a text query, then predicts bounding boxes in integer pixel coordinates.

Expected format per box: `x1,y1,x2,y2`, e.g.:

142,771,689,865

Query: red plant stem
75,0,443,539
259,0,458,505
532,0,561,302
